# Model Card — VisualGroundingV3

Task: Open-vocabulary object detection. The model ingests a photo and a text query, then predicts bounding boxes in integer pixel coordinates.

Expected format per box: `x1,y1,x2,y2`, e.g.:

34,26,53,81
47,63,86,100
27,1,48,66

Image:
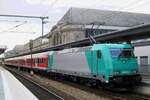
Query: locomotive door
96,50,101,75
89,50,104,76
96,50,105,76
91,50,102,76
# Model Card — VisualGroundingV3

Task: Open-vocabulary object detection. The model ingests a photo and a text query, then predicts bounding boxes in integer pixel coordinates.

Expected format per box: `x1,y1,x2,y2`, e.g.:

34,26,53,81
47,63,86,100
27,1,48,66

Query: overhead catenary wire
76,0,146,45
79,0,106,15
124,0,150,11
97,0,146,25
39,0,60,36
88,0,143,24
80,0,137,15
0,31,36,34
0,20,24,23
79,0,145,25
76,0,146,34
0,15,48,37
42,0,59,16
0,21,27,33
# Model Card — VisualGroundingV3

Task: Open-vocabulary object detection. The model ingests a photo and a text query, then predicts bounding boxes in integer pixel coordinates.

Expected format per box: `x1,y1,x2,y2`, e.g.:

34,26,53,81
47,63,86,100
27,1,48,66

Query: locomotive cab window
110,48,135,59
97,50,101,59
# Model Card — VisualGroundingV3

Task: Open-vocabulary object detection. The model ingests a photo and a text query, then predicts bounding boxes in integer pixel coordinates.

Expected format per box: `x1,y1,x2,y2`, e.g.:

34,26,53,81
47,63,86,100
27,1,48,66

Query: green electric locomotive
5,43,141,89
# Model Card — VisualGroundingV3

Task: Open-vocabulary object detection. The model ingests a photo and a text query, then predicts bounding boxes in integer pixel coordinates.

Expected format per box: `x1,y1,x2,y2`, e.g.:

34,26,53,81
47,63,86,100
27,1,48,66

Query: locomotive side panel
52,51,92,77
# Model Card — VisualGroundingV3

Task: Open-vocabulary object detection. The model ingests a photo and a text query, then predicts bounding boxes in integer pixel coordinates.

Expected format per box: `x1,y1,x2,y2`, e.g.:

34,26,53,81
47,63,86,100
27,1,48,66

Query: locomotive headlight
114,71,120,75
133,70,138,74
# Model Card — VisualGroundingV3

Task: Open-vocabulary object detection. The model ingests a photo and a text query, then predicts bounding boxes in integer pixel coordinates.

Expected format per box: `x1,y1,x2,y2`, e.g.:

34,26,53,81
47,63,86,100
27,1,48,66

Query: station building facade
134,41,150,74
47,7,150,45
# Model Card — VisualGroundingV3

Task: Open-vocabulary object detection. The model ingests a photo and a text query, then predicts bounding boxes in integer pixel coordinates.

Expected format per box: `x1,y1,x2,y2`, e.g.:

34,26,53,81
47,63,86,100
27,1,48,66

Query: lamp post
29,40,34,75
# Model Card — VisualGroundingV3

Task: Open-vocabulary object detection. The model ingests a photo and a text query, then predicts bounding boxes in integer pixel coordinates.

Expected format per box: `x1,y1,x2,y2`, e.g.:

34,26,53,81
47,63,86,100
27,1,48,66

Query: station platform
132,74,150,96
0,67,38,100
142,74,150,84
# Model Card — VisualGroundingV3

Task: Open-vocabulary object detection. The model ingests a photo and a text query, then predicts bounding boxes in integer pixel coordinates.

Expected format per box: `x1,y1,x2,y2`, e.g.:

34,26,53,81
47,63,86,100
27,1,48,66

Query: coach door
34,58,38,68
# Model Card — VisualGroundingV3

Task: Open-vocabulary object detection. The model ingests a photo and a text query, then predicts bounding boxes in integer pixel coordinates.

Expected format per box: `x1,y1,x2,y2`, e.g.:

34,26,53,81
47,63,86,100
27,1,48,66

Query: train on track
4,43,141,89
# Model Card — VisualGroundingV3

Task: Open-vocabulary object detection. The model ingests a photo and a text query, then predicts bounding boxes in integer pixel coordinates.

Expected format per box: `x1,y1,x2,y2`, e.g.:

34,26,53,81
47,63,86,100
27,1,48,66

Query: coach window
35,58,38,63
42,58,44,63
43,58,44,63
39,58,42,63
39,58,41,63
43,58,46,63
41,58,43,63
37,58,39,63
32,59,34,63
41,58,45,63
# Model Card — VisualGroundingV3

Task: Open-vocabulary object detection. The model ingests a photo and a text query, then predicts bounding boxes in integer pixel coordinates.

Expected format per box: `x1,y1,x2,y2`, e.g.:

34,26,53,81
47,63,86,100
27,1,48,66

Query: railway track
6,67,64,100
52,77,150,100
6,66,150,100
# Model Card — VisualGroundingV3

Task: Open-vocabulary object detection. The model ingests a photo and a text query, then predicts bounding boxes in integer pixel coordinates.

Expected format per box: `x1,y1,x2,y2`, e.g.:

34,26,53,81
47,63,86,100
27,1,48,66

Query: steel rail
6,66,150,100
7,68,64,100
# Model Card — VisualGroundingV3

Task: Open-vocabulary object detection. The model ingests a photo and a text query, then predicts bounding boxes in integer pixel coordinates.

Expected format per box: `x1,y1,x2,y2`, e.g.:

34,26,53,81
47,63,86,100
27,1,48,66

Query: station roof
58,8,150,27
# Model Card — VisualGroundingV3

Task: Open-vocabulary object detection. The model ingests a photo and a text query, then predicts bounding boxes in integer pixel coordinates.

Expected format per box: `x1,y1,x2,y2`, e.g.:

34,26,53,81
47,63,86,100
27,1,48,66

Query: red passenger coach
5,52,49,70
33,52,49,70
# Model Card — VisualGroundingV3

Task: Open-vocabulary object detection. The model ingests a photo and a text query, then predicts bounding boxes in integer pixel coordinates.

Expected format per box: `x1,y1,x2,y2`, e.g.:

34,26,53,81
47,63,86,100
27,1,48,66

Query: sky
0,0,150,51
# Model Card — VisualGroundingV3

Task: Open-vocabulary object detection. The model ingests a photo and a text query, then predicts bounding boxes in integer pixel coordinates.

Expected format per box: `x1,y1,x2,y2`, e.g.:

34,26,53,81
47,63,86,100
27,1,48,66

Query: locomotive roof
92,43,132,50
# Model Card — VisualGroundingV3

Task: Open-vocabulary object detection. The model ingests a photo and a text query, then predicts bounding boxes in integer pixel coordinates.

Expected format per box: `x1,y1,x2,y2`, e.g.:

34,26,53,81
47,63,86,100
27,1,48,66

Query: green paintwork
47,43,138,83
47,52,54,72
85,43,138,83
